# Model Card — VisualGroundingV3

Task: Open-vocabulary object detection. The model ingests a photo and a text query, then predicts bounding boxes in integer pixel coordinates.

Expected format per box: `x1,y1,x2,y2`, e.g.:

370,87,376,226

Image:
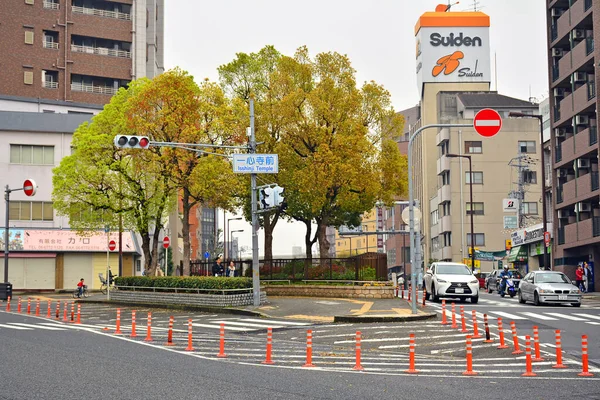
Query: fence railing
71,82,117,95
72,5,131,20
43,41,59,49
71,44,131,58
43,0,59,10
43,81,58,89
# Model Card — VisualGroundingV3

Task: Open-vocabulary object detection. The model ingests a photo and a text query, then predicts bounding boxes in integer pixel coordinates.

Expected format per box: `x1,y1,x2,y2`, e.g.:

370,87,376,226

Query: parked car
486,269,523,293
424,262,479,303
518,270,582,307
475,272,489,289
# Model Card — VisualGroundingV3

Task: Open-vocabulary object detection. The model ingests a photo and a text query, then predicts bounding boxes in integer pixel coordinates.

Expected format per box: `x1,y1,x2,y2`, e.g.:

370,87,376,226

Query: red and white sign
163,236,170,249
108,240,117,251
0,229,136,252
544,231,551,247
23,179,37,197
473,109,502,137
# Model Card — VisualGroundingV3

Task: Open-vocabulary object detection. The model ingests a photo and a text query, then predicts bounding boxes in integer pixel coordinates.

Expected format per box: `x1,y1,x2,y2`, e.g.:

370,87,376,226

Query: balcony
441,246,452,260
558,226,565,245
71,82,117,95
43,0,59,10
71,44,131,59
43,41,59,50
556,185,564,204
555,145,562,162
550,24,558,42
436,128,450,145
553,106,561,122
578,218,593,242
437,155,450,175
438,185,452,203
72,6,131,21
564,178,577,202
440,215,452,233
43,81,58,89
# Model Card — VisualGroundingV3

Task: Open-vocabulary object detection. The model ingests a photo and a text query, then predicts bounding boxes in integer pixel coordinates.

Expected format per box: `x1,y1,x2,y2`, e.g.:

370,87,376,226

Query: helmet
503,265,509,270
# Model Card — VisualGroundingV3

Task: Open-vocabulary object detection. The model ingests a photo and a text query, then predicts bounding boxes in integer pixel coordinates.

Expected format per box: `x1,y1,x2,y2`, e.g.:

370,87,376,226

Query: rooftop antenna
446,1,460,11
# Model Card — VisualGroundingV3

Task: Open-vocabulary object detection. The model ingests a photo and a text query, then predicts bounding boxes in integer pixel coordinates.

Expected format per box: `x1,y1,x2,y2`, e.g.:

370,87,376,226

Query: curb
76,299,268,318
333,312,438,323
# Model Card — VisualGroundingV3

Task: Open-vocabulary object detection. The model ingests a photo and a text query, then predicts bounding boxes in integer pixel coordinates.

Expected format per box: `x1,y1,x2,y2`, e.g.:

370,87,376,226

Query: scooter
499,277,516,298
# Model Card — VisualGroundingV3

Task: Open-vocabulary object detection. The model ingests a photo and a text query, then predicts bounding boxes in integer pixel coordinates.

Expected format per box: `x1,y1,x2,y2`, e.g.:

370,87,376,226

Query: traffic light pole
250,98,261,307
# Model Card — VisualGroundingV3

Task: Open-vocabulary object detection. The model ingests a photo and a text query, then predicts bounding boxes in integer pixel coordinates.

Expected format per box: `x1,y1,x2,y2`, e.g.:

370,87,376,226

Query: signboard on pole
23,179,37,197
473,109,502,137
108,240,116,251
502,198,519,213
232,154,279,174
544,231,551,247
163,236,170,249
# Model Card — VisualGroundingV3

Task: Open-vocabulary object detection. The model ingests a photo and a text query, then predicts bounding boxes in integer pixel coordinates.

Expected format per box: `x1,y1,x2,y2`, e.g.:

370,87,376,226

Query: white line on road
9,323,66,331
574,313,600,321
586,321,600,325
191,323,251,332
210,320,284,329
488,311,526,320
544,313,588,321
0,323,32,330
232,318,310,326
519,312,558,321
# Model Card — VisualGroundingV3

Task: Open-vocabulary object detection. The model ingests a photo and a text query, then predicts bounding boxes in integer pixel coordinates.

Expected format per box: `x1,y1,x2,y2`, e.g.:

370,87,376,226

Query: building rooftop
0,111,92,133
457,92,538,109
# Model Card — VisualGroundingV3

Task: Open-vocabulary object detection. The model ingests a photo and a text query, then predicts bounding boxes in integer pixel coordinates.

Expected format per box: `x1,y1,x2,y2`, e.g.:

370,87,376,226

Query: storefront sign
510,223,552,247
0,229,137,253
503,199,519,213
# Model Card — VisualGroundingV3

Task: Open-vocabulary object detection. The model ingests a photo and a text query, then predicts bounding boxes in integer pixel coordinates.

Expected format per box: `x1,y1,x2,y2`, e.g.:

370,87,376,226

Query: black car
486,269,523,293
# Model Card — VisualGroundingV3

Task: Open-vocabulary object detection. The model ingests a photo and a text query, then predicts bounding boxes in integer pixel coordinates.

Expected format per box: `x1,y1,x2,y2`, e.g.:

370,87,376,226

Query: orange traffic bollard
353,331,364,371
463,335,478,376
5,296,10,312
166,316,175,346
217,322,226,357
483,314,493,343
144,312,153,342
27,298,31,314
262,327,274,364
441,299,448,325
471,310,482,338
510,321,523,355
497,318,509,349
522,335,536,377
532,326,543,362
578,335,594,377
70,302,75,322
62,302,68,322
404,333,419,374
185,319,194,352
552,330,567,369
35,298,40,316
55,300,60,320
46,300,52,318
302,329,315,367
114,308,123,335
76,304,81,324
451,302,458,329
17,297,22,313
130,310,137,338
460,305,468,333
422,288,426,306
408,285,411,301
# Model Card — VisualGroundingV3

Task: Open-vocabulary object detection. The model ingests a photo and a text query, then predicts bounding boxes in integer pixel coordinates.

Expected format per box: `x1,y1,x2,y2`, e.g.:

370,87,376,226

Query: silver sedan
518,271,582,307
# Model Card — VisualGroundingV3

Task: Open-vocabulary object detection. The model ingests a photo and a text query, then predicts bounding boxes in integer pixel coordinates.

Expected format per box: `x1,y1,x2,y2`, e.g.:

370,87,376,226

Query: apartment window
9,201,53,221
43,31,59,49
466,202,484,215
466,233,485,246
465,141,482,154
43,0,59,9
465,171,483,184
442,202,451,216
10,144,55,165
441,170,451,186
42,70,59,89
522,170,537,184
523,202,538,215
443,232,452,247
25,31,34,45
519,141,536,153
431,237,441,252
24,71,34,85
431,209,439,226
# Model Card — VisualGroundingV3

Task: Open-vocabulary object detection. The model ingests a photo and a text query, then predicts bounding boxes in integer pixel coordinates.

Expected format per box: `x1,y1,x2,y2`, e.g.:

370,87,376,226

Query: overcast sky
163,0,548,257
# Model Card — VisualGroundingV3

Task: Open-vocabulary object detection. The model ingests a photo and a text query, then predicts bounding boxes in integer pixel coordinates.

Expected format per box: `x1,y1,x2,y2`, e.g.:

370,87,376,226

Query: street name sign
233,154,279,174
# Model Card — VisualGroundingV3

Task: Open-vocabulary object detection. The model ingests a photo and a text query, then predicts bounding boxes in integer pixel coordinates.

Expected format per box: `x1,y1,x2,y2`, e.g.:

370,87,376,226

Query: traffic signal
259,187,273,209
273,185,285,207
114,135,150,149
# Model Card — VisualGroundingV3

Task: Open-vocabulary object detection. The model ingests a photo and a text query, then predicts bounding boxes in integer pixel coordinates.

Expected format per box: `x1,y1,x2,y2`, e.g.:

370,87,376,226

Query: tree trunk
303,220,312,279
262,209,281,263
317,221,330,262
181,188,192,276
151,215,162,274
141,234,153,275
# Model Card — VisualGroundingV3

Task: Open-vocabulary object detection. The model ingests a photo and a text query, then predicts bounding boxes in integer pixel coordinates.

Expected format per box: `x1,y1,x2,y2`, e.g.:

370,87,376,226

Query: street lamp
446,153,475,272
226,217,243,260
508,112,549,270
230,230,244,261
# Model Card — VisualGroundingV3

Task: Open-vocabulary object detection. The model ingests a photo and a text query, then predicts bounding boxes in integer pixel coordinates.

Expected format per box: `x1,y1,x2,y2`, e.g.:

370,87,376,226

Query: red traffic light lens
128,137,139,147
117,136,128,146
139,137,149,148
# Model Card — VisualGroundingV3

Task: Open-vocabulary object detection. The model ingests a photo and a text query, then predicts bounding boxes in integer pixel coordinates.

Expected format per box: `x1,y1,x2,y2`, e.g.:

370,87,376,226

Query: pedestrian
228,260,236,277
397,275,405,289
212,257,224,277
583,262,593,293
76,278,85,298
575,263,585,292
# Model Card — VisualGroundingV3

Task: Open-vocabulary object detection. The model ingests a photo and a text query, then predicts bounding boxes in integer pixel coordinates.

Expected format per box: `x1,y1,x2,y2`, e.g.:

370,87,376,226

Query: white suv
424,262,479,304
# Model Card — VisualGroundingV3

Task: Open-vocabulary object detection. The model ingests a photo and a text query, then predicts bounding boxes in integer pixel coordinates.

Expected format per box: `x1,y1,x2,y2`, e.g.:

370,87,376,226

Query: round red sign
473,108,502,138
163,236,170,249
108,240,116,251
544,231,551,247
23,179,37,197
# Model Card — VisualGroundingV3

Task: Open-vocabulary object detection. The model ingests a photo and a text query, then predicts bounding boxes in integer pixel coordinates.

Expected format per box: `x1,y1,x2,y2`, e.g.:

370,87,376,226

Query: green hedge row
114,276,252,290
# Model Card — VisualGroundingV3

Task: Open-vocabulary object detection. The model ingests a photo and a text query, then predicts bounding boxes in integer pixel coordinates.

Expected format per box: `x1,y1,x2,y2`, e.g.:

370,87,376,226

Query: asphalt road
1,310,600,400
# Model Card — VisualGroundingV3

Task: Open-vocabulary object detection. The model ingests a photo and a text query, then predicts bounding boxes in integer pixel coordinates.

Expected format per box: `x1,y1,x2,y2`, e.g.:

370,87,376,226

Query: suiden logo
430,32,482,47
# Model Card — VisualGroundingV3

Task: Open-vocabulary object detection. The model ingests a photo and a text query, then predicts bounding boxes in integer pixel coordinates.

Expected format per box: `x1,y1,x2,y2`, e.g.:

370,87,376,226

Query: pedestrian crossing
0,322,69,331
434,308,600,326
190,318,309,332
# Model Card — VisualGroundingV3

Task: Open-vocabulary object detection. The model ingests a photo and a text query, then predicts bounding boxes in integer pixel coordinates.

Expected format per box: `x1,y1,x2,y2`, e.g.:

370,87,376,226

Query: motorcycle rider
498,265,513,295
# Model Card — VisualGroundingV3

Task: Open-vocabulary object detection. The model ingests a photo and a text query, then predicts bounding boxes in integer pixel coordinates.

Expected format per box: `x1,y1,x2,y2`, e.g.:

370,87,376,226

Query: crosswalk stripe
586,321,600,326
0,324,32,330
210,320,284,329
519,312,558,321
544,313,588,321
488,311,526,320
234,318,310,326
574,314,600,321
9,323,66,331
191,323,249,332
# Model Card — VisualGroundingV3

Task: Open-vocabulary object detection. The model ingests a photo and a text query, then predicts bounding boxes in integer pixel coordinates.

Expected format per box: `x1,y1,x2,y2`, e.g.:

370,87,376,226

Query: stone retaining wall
110,290,267,307
263,285,394,299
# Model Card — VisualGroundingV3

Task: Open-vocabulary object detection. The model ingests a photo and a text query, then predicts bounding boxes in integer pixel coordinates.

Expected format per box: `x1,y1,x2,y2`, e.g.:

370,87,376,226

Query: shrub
114,276,252,291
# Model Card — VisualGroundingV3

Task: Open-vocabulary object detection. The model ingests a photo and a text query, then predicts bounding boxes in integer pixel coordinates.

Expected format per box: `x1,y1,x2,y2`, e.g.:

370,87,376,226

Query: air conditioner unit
577,158,591,168
575,115,589,125
554,127,567,137
577,202,591,212
572,29,585,40
553,87,565,97
573,72,588,83
552,48,564,58
551,8,563,18
557,209,568,218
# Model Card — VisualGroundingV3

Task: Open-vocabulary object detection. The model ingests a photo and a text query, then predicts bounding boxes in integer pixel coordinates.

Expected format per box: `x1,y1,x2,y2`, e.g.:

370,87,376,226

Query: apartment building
547,0,599,290
334,209,378,257
0,0,164,113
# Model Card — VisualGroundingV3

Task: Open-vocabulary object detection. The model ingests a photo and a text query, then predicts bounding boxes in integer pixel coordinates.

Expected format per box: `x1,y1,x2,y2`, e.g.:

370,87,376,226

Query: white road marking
9,323,66,331
0,323,32,330
544,313,588,321
586,321,600,326
488,311,526,320
191,323,250,332
210,320,284,329
519,312,558,321
236,318,310,326
574,313,600,321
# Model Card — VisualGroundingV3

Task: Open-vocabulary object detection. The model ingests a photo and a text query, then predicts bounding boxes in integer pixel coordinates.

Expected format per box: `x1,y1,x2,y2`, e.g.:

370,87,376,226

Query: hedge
114,276,252,290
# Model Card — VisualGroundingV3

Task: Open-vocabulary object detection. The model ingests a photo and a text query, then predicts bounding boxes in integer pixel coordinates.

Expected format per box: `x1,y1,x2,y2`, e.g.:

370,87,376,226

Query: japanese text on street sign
233,154,279,174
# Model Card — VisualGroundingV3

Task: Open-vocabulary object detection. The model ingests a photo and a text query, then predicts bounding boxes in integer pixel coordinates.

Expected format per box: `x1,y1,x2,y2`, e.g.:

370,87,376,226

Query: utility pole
250,98,260,306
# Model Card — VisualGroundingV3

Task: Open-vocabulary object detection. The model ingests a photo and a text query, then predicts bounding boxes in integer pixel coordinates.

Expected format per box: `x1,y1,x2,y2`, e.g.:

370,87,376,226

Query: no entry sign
163,236,170,249
23,179,37,197
473,109,502,137
108,240,116,251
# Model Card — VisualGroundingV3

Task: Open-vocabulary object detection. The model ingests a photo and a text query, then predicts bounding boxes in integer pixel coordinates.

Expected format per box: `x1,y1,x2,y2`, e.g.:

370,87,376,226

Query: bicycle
99,273,117,295
72,285,89,299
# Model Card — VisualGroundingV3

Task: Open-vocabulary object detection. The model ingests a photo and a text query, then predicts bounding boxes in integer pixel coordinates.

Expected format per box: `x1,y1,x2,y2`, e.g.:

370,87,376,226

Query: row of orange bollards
6,296,81,324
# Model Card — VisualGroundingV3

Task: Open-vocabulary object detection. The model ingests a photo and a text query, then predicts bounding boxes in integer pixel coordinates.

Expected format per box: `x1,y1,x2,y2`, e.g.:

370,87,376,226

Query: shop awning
507,246,528,263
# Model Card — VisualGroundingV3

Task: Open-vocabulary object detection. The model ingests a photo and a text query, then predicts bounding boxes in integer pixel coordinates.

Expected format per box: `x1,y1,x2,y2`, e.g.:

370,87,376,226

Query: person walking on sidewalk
575,264,585,292
583,262,593,293
212,257,224,277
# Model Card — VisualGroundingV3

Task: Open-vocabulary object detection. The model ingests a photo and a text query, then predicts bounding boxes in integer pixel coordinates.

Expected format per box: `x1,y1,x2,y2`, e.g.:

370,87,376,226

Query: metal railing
557,185,564,204
71,82,117,95
558,226,565,244
43,0,59,10
592,171,599,191
555,145,562,162
586,37,595,55
590,126,598,145
43,41,59,49
43,81,58,89
71,44,131,58
72,5,131,21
